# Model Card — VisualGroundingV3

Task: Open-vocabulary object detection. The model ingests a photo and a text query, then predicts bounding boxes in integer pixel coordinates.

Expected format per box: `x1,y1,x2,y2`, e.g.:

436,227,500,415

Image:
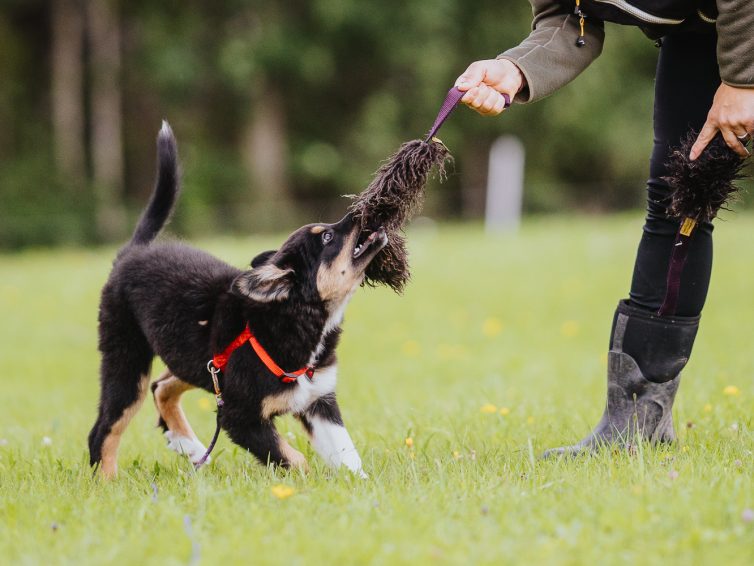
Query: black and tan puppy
88,122,385,478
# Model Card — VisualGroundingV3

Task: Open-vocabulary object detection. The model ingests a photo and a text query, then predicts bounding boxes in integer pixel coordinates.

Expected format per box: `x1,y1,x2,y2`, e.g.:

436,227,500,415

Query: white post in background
485,136,525,233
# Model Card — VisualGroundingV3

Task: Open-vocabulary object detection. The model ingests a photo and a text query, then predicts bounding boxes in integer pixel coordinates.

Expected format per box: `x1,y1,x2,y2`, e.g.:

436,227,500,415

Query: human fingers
455,61,487,92
464,85,493,112
483,92,510,116
689,121,718,161
721,127,751,158
478,88,504,114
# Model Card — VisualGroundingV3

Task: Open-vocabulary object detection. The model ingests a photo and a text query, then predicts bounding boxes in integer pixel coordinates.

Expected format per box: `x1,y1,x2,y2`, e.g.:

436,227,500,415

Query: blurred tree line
1,0,746,248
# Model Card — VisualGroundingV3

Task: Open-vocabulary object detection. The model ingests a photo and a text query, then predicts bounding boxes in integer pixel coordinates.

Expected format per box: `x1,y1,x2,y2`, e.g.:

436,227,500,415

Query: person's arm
498,0,604,104
456,0,605,115
690,0,754,159
716,0,754,89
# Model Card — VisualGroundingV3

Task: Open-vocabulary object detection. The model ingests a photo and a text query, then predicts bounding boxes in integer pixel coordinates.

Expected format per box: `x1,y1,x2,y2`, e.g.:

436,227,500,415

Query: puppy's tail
129,121,180,247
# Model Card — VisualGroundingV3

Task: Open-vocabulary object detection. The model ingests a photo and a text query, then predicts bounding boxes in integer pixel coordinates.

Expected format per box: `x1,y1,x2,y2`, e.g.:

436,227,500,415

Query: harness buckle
281,373,298,384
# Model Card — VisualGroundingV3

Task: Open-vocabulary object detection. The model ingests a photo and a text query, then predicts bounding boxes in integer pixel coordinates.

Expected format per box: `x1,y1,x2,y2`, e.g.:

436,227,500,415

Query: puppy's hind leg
89,296,154,478
151,371,207,465
88,348,152,478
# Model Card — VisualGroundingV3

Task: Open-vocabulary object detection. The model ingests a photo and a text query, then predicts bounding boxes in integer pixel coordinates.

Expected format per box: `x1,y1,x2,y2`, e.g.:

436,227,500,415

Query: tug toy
348,88,511,292
660,132,749,315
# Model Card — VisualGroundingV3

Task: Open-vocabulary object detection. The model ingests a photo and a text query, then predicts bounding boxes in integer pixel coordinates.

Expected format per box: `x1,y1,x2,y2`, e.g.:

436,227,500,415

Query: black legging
629,32,720,317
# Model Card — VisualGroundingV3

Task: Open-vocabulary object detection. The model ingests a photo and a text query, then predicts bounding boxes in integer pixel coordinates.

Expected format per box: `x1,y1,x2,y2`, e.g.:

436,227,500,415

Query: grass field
1,213,753,565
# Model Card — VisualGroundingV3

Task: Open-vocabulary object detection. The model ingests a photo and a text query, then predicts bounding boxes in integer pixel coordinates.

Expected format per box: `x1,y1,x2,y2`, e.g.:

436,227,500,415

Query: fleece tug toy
348,88,511,292
660,132,749,315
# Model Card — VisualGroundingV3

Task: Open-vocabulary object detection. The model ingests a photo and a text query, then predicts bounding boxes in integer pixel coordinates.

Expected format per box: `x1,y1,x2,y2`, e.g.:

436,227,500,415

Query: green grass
1,213,753,565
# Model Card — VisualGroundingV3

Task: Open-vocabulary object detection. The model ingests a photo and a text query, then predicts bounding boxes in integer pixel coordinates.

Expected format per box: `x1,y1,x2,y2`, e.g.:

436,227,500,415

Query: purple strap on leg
425,87,510,141
657,231,693,316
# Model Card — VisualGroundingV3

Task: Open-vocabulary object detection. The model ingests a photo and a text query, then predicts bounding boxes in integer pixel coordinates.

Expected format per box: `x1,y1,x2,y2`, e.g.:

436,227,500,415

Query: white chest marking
259,295,351,419
289,365,338,414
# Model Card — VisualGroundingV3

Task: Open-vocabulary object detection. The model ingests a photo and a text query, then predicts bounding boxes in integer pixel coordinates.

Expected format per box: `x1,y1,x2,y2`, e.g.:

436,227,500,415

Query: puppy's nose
333,212,355,229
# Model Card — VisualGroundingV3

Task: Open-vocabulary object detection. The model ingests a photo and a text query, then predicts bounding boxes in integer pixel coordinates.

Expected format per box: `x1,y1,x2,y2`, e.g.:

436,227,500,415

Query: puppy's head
233,213,387,308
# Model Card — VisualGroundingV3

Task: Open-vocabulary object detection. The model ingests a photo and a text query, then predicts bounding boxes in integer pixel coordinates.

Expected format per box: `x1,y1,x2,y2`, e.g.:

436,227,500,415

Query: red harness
211,324,315,383
195,324,315,469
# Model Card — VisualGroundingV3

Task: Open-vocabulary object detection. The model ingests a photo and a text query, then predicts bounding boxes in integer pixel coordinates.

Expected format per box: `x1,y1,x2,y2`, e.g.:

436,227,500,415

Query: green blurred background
0,0,750,249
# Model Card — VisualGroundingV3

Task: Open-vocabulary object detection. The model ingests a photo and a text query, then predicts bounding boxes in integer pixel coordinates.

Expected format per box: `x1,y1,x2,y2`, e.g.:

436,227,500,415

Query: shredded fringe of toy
666,132,748,222
348,138,451,292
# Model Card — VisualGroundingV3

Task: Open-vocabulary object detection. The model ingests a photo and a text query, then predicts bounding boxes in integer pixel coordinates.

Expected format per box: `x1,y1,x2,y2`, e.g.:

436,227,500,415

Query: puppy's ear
232,264,293,303
251,249,276,268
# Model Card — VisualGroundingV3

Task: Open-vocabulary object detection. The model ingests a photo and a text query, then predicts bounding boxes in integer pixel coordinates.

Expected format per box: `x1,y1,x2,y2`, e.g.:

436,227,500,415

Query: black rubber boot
544,300,700,458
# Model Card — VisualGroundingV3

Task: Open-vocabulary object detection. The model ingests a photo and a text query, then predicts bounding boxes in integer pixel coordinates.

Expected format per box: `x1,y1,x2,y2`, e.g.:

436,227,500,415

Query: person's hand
690,84,754,160
454,59,525,116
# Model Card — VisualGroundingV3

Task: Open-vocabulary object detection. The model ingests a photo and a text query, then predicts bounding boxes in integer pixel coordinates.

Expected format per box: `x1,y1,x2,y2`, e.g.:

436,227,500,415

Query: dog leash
425,87,510,142
657,217,697,316
193,361,224,468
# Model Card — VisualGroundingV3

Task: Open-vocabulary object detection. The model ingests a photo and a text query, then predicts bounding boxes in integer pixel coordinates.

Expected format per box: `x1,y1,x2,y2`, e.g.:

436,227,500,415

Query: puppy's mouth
353,227,388,260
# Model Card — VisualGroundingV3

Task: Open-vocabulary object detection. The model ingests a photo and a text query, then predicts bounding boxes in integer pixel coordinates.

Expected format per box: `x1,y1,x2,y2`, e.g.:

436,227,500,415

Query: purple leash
425,87,510,142
194,414,222,469
194,362,225,469
658,217,697,317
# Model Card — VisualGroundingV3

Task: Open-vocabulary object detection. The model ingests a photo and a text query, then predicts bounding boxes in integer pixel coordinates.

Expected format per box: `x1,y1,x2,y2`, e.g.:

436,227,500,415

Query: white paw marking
308,417,365,477
164,431,208,464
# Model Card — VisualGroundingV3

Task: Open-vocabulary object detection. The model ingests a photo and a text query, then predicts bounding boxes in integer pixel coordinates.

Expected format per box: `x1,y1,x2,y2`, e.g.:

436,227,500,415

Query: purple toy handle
425,87,510,141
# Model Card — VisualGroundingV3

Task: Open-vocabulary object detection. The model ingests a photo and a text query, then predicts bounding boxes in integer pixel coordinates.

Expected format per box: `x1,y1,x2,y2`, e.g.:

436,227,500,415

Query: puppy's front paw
164,431,208,465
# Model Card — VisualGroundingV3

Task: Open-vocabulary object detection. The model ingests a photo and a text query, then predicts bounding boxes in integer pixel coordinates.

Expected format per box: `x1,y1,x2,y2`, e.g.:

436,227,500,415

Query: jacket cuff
496,55,533,103
497,14,604,104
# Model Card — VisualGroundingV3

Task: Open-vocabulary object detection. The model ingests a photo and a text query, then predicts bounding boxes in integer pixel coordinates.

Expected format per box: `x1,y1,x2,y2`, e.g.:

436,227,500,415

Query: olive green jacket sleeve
496,0,605,104
717,0,754,87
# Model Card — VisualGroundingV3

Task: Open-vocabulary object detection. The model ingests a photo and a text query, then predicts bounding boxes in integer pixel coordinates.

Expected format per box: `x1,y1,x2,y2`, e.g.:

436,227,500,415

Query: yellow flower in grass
499,407,510,416
271,485,296,499
703,403,713,413
723,385,740,397
197,397,212,411
402,340,420,357
405,437,414,448
526,416,535,425
480,404,497,414
560,320,580,338
482,317,504,337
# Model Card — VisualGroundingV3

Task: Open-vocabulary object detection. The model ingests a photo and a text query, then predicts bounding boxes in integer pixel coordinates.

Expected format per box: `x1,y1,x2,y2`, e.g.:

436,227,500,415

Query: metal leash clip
206,360,225,408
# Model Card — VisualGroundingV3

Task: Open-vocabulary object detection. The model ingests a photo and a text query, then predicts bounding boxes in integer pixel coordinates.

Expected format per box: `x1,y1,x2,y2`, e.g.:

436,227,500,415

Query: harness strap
211,326,253,372
248,333,314,383
211,324,313,382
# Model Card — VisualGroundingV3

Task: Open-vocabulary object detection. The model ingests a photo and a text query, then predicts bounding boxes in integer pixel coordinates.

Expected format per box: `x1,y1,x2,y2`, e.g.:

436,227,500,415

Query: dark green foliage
2,1,750,248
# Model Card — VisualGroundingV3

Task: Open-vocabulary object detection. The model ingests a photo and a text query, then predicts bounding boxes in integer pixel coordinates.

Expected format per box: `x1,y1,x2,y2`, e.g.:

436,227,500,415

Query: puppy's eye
322,231,334,244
